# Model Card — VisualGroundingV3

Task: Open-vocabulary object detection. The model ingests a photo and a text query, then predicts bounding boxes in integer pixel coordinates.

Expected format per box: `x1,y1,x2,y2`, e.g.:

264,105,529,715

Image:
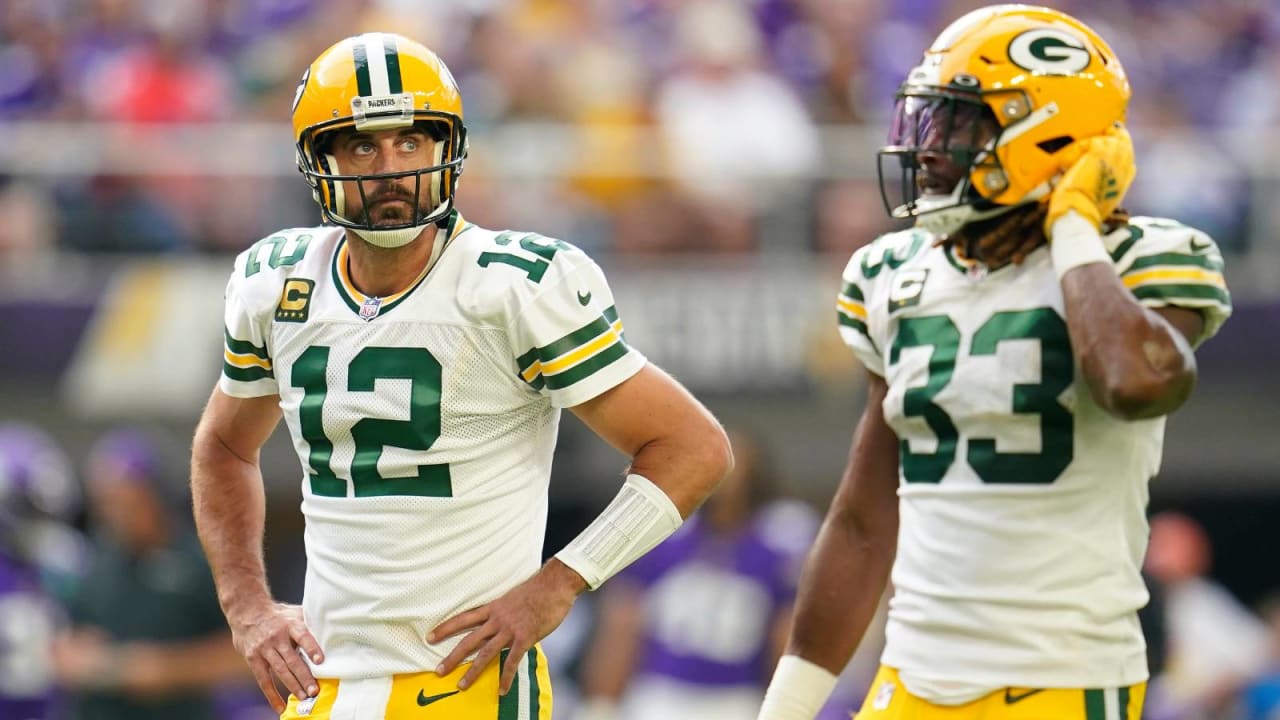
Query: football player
757,5,1231,720
190,33,732,720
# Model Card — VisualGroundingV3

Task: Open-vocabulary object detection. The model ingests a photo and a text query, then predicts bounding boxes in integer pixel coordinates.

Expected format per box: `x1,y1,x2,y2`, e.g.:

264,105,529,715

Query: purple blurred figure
0,423,84,720
577,429,818,720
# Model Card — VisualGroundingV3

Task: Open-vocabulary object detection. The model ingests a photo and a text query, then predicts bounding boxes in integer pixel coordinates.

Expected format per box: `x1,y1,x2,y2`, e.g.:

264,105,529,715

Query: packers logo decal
276,278,315,323
1007,29,1091,75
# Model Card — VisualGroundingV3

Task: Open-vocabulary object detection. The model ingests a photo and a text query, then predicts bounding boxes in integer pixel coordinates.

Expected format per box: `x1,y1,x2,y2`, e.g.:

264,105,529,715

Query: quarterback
190,33,731,720
758,6,1231,720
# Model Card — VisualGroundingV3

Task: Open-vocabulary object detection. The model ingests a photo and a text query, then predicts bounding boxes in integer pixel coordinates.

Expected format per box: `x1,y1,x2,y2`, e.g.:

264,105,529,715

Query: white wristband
1050,210,1112,279
757,655,839,720
555,473,683,590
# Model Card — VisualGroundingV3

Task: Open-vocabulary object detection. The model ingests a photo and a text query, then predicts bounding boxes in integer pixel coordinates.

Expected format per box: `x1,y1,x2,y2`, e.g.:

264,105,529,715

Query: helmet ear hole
1036,136,1074,154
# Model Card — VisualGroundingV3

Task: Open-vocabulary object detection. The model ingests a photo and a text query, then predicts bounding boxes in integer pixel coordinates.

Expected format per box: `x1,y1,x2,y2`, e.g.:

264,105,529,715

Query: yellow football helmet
293,32,466,245
878,4,1130,236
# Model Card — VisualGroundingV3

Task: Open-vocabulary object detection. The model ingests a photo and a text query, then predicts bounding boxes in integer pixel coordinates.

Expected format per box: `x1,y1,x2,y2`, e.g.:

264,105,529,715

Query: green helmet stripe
353,41,372,96
384,35,403,95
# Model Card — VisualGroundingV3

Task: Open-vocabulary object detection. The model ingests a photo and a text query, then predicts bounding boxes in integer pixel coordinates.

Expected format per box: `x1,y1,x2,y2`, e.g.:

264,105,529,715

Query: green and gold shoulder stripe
837,279,870,337
223,328,273,382
1121,252,1230,308
518,307,628,391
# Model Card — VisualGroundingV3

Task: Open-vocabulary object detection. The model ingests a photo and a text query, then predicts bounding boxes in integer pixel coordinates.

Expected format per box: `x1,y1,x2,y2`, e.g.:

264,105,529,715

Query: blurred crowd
0,422,270,720
0,0,1276,263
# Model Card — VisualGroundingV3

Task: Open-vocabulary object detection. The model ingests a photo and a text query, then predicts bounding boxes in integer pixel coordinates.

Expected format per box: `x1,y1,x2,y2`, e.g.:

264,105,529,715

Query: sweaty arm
557,363,734,589
757,373,899,720
1052,212,1203,420
190,388,283,630
1061,262,1202,419
193,387,325,711
1043,126,1206,420
571,362,732,517
430,363,731,695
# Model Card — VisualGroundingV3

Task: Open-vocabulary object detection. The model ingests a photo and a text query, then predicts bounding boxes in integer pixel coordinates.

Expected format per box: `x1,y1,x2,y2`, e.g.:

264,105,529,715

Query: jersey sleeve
219,264,278,398
837,246,884,375
1115,219,1232,345
510,254,647,408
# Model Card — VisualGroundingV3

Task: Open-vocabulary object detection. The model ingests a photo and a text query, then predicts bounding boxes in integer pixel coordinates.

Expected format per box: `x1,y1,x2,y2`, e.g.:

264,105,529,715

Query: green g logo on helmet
1007,29,1091,75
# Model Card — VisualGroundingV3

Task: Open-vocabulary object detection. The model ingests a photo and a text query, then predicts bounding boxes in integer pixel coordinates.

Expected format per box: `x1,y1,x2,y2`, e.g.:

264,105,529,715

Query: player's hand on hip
430,559,586,694
1045,123,1137,235
229,601,324,713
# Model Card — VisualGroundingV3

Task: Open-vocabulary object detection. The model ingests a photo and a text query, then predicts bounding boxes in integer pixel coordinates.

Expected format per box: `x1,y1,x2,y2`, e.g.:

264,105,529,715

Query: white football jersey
836,216,1231,699
220,213,646,679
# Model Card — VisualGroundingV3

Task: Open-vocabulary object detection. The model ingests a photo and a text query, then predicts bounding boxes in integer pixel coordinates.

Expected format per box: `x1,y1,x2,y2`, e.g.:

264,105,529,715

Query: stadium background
0,0,1277,717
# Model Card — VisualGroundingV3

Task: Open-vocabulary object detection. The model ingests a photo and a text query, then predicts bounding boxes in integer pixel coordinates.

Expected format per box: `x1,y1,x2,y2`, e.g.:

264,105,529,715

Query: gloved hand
1044,123,1136,237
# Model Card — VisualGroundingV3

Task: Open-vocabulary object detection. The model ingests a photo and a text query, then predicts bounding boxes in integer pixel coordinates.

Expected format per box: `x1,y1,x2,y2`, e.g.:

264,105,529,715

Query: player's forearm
786,507,895,674
626,416,733,519
1060,264,1196,419
787,388,898,673
191,426,273,620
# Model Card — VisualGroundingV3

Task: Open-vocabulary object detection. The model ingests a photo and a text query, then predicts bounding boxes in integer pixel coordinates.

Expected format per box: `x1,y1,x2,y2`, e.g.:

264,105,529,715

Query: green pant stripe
497,649,518,720
1085,689,1106,720
1119,686,1130,720
528,648,540,719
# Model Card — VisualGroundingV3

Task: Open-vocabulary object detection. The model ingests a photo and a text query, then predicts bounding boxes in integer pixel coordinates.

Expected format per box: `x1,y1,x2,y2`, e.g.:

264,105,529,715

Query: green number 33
891,308,1074,485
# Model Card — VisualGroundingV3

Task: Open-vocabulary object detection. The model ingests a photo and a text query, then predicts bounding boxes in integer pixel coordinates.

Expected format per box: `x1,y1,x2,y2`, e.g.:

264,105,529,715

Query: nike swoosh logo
417,689,460,707
577,290,592,306
1004,688,1044,704
1189,237,1212,254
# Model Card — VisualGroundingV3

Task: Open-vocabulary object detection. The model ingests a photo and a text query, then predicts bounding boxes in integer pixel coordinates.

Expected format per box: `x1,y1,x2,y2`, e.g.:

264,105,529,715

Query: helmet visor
878,91,1000,219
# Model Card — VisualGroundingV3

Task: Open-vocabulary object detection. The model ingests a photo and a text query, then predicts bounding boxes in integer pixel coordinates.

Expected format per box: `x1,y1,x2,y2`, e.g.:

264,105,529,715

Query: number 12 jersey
220,213,646,679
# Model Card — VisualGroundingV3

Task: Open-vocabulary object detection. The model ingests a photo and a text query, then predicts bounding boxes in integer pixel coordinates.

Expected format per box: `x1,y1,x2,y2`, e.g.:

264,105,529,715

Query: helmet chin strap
913,182,1016,237
350,224,428,249
914,177,1052,238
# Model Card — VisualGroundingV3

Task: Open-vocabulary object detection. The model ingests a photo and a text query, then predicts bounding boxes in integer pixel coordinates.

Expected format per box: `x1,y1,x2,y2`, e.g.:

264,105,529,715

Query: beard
346,182,432,226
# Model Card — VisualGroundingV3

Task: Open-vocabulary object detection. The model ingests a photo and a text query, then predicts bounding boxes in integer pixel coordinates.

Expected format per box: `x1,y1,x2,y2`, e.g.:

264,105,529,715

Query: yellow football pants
855,666,1145,720
280,646,552,720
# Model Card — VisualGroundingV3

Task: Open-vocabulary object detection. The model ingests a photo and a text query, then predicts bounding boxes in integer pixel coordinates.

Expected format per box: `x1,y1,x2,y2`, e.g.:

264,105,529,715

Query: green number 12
291,346,452,497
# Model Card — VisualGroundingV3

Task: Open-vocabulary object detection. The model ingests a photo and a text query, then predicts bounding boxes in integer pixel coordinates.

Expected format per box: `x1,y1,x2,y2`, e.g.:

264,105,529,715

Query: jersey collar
330,211,469,320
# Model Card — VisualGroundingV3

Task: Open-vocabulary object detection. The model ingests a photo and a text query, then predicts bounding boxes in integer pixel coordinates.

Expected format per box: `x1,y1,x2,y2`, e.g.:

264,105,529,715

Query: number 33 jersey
836,217,1231,697
219,213,646,679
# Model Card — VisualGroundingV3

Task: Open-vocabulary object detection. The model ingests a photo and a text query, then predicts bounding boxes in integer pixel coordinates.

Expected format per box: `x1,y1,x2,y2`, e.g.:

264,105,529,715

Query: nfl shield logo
296,695,317,716
359,296,382,321
873,680,894,710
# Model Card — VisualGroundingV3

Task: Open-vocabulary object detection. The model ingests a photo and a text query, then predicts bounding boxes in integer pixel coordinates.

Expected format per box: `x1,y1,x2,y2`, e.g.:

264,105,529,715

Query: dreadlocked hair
947,204,1132,269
